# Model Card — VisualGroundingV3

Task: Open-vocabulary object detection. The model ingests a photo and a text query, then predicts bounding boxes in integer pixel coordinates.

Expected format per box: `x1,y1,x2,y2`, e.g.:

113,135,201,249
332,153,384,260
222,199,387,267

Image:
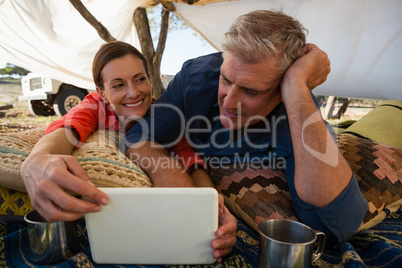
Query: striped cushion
0,129,151,216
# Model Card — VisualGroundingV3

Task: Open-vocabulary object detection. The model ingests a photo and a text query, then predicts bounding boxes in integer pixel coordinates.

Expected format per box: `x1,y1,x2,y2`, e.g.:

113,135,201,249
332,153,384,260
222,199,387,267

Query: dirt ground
0,82,24,106
0,82,58,134
0,82,377,134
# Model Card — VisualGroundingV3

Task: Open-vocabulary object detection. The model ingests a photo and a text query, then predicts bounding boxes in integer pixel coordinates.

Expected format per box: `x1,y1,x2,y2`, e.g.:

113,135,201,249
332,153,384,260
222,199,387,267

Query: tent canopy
0,0,401,100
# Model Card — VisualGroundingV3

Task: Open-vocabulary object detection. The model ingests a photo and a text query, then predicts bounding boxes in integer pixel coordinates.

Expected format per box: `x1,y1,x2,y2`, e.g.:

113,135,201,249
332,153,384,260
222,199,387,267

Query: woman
21,41,236,261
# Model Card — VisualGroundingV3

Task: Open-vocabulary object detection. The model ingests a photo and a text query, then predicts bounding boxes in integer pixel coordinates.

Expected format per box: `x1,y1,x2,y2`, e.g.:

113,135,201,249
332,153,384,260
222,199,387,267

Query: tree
69,0,172,98
133,5,172,98
0,63,29,76
69,0,115,42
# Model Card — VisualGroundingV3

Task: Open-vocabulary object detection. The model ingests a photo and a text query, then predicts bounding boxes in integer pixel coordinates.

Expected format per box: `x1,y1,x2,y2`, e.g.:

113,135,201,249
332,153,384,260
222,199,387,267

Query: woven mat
2,219,258,268
1,209,401,267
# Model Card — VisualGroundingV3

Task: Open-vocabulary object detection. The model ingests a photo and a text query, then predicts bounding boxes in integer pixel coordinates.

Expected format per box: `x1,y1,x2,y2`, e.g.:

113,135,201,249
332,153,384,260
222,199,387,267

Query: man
122,10,369,245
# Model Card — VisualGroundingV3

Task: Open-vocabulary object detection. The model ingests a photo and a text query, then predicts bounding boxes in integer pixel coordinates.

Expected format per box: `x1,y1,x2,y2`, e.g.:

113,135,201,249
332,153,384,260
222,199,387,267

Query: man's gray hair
222,10,307,72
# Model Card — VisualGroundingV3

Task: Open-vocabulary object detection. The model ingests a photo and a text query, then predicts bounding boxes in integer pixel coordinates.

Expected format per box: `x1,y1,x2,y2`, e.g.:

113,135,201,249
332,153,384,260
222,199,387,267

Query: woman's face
96,54,152,120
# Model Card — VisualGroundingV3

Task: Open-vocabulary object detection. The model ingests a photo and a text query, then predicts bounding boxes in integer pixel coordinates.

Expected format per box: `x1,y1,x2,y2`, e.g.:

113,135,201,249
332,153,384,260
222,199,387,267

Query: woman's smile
124,98,144,109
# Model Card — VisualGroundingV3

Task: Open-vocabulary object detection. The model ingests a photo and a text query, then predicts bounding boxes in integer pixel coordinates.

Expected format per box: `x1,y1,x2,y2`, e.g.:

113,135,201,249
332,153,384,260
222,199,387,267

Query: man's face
218,52,283,130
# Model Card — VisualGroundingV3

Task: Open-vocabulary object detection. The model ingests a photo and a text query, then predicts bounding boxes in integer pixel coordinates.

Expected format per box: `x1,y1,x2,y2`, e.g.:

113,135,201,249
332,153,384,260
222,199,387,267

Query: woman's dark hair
92,41,149,90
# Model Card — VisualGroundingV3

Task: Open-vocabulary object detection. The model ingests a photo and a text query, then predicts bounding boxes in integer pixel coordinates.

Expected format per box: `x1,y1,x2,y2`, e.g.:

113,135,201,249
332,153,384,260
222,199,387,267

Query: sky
0,26,218,77
160,27,217,75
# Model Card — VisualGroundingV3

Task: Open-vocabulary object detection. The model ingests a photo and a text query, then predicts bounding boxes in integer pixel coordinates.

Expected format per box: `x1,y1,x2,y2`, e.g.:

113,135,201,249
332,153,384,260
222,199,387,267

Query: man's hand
21,152,108,222
284,43,331,92
211,194,237,262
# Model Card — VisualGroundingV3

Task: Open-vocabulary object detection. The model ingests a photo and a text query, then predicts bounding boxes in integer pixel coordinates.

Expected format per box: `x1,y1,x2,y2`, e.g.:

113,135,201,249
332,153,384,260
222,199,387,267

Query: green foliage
168,11,188,31
147,5,188,45
147,5,187,31
146,4,211,49
0,63,29,76
0,76,21,84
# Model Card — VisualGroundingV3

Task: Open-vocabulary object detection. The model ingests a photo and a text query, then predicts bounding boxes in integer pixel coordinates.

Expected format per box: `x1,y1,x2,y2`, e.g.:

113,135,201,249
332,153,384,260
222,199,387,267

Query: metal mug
24,210,80,265
258,219,326,268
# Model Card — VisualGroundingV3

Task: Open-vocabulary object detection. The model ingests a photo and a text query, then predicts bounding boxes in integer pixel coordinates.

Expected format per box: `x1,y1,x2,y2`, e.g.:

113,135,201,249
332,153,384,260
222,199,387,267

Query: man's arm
126,141,195,187
281,44,352,207
21,128,108,222
280,44,368,244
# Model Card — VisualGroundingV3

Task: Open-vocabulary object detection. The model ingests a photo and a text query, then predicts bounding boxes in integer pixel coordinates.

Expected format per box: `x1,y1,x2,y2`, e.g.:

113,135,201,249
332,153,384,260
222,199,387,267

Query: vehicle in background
19,73,93,116
19,73,174,117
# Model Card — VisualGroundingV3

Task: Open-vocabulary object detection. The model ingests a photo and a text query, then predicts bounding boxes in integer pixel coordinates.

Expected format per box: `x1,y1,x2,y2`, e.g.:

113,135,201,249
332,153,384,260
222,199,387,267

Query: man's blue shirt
122,52,368,244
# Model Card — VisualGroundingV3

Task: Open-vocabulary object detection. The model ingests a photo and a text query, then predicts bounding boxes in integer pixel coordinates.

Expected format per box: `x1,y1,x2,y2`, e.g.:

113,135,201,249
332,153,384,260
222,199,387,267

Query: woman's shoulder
84,91,102,101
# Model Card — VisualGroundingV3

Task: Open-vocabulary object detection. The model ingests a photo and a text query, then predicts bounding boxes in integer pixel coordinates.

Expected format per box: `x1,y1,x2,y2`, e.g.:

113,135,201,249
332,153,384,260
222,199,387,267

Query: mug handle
312,230,326,263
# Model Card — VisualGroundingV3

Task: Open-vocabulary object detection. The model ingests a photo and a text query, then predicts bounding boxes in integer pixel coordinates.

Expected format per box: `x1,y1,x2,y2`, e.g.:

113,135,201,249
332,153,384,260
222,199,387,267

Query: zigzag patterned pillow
209,165,296,232
209,134,402,233
337,134,402,231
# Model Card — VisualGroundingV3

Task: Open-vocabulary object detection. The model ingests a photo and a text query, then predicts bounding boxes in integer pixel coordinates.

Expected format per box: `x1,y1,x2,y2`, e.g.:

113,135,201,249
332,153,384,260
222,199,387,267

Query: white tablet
84,187,218,265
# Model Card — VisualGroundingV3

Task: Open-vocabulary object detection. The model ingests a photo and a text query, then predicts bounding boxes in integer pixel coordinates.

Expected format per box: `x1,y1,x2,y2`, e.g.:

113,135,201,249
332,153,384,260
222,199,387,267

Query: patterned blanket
0,125,401,267
1,208,401,268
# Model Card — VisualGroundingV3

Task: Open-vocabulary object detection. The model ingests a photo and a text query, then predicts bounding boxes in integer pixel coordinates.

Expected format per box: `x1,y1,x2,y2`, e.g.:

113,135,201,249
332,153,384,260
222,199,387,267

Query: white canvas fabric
0,0,147,89
0,0,401,100
174,0,402,100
